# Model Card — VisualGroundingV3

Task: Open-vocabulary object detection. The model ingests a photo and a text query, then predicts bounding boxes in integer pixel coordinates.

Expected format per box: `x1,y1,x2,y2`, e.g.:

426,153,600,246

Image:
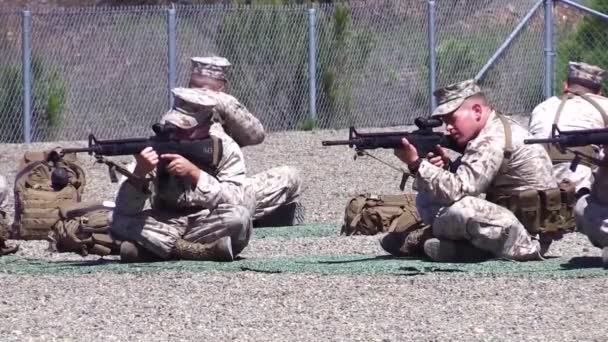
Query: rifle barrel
523,138,554,144
322,140,351,146
61,147,95,154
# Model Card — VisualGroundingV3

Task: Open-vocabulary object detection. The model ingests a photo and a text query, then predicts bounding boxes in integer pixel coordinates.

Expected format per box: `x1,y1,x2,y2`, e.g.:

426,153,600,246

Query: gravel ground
1,117,607,341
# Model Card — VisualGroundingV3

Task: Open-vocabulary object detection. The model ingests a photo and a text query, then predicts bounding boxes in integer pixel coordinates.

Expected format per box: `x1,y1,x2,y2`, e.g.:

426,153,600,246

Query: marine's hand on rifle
426,144,449,169
393,138,420,166
161,153,201,183
133,146,159,176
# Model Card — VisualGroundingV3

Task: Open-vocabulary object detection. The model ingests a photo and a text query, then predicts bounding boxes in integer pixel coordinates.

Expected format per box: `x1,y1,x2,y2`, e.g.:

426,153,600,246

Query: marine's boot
423,238,492,262
253,202,303,228
380,224,433,257
119,241,161,263
172,237,234,262
0,241,19,256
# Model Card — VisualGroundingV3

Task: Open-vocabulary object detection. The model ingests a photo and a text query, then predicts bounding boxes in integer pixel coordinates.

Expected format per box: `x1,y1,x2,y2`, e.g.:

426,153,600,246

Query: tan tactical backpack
12,149,86,240
48,201,119,256
342,193,421,235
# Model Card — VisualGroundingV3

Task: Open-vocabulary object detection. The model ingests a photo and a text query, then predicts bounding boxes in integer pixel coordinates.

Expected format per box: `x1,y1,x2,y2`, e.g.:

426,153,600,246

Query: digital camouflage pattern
431,79,481,117
567,61,605,88
415,111,557,260
190,56,231,81
0,174,17,255
160,87,217,130
110,122,254,259
196,88,265,147
246,165,301,221
529,92,608,192
574,166,608,250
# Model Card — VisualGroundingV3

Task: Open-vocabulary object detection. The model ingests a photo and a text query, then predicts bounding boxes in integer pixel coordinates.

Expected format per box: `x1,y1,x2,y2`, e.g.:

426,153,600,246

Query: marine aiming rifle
321,117,461,155
322,117,461,189
524,124,608,170
51,122,223,182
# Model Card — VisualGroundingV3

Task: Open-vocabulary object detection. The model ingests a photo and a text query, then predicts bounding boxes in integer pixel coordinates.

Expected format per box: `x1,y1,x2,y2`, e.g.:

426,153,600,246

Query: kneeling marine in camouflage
110,88,254,262
188,56,302,226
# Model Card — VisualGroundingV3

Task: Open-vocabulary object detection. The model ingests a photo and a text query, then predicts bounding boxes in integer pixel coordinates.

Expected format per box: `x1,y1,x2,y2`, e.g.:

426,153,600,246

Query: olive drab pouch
558,180,577,232
342,193,421,236
488,183,577,235
48,201,120,257
12,149,86,240
539,188,563,233
515,189,542,235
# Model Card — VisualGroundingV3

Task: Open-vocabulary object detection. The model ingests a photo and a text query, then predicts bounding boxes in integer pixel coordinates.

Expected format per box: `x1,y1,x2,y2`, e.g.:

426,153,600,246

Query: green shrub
0,56,66,142
316,3,375,128
556,0,608,95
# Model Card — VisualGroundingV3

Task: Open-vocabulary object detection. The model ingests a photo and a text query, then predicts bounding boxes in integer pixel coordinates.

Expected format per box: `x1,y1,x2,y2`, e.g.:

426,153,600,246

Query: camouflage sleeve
528,101,551,138
214,92,265,147
414,135,504,205
114,160,152,216
592,167,608,205
189,132,248,207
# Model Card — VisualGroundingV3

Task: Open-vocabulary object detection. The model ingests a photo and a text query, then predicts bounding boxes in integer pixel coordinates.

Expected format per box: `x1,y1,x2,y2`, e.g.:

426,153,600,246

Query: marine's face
172,124,210,140
188,75,226,92
440,99,483,147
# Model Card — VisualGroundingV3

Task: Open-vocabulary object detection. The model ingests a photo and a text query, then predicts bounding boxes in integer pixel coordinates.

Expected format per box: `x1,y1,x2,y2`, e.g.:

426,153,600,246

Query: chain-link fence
0,1,606,143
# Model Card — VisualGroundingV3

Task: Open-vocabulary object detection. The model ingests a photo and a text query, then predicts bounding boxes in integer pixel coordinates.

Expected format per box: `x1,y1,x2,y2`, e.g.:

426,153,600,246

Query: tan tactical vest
487,114,576,235
12,150,86,240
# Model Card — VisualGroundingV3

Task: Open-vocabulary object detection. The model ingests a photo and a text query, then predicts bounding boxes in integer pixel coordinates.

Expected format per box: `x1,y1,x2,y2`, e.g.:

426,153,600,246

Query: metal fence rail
0,0,606,143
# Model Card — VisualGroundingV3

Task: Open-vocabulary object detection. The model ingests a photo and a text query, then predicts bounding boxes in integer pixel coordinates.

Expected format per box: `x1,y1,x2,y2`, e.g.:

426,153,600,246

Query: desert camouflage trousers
574,194,608,249
416,193,542,261
109,204,252,259
247,166,302,220
0,174,7,208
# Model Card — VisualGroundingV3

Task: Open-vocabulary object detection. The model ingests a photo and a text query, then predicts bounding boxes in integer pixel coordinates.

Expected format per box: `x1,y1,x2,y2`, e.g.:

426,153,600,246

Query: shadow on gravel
397,266,465,276
561,256,606,270
315,255,397,264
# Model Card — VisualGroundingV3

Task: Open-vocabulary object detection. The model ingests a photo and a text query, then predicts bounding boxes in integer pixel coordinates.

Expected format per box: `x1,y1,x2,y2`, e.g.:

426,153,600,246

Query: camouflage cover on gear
12,149,86,240
342,193,420,236
48,201,119,256
0,210,18,255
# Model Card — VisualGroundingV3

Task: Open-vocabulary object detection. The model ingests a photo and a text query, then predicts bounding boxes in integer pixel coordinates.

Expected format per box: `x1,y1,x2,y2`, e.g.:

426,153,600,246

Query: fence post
307,7,317,123
543,0,554,99
167,4,177,109
22,10,32,143
427,0,437,113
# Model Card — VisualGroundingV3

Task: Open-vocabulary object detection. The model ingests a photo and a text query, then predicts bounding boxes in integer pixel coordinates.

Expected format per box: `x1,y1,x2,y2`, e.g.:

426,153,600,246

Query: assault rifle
322,117,461,190
51,123,223,182
321,117,461,155
524,124,608,169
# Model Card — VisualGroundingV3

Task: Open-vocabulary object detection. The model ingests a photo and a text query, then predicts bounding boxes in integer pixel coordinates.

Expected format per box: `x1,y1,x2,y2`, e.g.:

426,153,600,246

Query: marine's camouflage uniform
574,166,608,250
415,112,558,260
529,93,608,192
110,123,254,259
0,174,7,209
194,88,302,222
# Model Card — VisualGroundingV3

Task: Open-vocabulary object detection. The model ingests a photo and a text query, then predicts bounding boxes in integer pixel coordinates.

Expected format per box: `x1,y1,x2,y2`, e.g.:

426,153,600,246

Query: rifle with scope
51,123,223,182
321,117,461,155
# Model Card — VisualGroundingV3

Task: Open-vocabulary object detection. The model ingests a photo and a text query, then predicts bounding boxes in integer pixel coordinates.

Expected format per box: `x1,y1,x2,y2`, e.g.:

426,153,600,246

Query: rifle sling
547,91,607,166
